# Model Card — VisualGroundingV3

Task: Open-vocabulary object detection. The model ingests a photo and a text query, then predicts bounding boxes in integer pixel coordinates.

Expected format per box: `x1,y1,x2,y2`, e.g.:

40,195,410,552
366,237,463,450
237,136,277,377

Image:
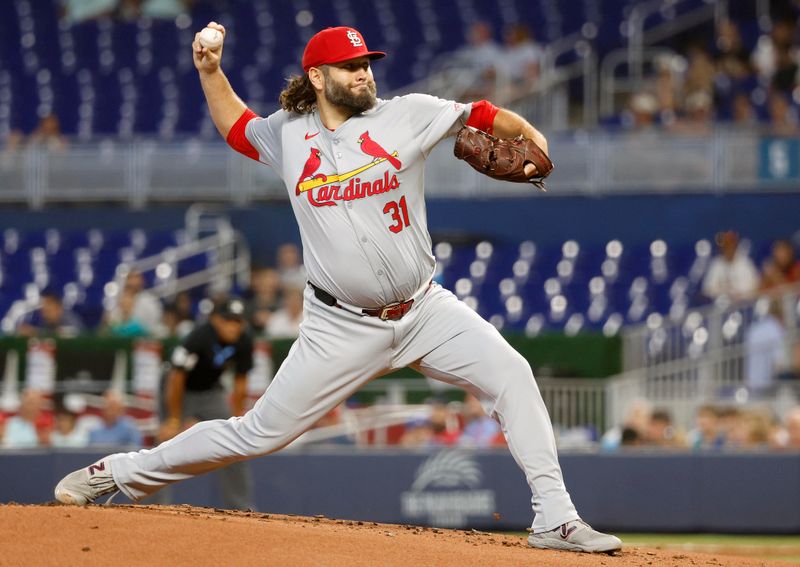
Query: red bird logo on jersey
358,131,402,170
294,135,403,208
295,147,329,197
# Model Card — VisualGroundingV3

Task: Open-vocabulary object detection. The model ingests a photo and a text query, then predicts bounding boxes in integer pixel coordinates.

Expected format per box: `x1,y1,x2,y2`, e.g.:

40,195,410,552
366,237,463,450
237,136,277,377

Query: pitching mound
0,504,782,566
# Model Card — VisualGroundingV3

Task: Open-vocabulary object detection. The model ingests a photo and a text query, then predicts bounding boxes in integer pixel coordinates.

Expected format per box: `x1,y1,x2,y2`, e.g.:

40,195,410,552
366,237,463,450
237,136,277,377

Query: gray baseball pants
110,284,579,532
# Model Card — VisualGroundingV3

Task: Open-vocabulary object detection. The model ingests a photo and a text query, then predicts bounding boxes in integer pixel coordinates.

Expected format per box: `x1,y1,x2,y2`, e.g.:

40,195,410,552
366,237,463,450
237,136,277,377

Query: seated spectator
16,288,84,337
51,400,90,448
715,407,741,447
28,114,68,152
778,407,800,449
173,291,195,322
452,21,503,101
276,244,307,289
715,19,753,84
770,44,799,96
88,390,142,447
625,92,659,130
751,19,797,86
459,394,501,448
644,409,686,448
653,55,681,121
671,91,713,135
429,399,461,446
725,410,775,449
399,399,460,448
266,286,304,339
745,299,789,394
308,405,355,445
760,239,800,290
730,92,757,125
243,267,282,331
601,399,652,451
687,405,722,450
683,44,715,98
1,389,51,448
620,426,642,447
106,289,150,337
767,91,799,137
109,270,163,335
162,302,194,339
400,418,434,448
498,24,543,99
701,231,759,301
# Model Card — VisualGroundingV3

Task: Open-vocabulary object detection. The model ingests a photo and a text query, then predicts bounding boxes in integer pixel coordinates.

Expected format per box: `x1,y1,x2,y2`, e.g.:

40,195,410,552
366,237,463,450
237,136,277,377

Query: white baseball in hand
199,27,223,50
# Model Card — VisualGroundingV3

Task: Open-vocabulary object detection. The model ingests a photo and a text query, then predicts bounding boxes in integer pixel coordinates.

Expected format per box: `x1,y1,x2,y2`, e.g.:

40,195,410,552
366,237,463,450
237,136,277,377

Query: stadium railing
609,282,800,428
1,129,798,207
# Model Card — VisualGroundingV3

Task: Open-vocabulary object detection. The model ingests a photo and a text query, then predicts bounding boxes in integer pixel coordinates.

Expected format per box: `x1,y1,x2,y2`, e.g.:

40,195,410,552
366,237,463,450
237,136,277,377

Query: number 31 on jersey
383,196,411,233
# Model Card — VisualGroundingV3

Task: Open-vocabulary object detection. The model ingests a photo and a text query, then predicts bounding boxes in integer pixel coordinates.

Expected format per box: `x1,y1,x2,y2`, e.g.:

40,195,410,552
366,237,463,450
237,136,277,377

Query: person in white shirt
499,24,543,96
744,300,788,394
265,286,304,339
701,231,759,300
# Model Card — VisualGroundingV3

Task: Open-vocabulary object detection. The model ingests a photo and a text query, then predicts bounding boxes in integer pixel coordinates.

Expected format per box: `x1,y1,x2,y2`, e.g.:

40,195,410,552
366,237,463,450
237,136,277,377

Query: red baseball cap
302,27,386,72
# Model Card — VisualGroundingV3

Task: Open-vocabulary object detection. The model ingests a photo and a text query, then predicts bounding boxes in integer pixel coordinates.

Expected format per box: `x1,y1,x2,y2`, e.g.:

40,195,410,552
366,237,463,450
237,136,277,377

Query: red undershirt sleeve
226,109,260,161
465,100,499,135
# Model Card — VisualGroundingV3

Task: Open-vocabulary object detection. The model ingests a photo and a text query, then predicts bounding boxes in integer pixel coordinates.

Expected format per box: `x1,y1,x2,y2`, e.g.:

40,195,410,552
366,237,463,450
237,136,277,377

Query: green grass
617,533,800,544
505,532,800,563
614,534,800,563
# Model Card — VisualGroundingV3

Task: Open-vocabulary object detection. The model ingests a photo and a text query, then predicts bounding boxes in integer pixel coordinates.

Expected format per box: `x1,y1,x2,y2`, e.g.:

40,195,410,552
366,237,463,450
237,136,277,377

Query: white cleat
54,458,119,505
528,519,622,553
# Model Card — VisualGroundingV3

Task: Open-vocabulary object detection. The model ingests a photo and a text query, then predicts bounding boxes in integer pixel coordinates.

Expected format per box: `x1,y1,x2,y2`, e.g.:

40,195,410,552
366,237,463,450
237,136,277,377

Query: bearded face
321,67,378,114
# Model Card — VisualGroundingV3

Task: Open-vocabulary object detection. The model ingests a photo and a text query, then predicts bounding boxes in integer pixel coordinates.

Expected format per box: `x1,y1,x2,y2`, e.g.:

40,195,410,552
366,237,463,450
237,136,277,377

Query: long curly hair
279,74,317,114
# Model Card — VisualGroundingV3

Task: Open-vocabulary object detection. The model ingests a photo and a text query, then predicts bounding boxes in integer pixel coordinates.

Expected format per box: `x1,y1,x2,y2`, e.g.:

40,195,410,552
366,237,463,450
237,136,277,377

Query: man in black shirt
160,298,255,510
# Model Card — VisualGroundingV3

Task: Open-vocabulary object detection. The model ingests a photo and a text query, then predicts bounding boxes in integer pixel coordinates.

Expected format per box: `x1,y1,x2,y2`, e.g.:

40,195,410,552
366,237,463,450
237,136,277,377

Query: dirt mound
0,504,780,566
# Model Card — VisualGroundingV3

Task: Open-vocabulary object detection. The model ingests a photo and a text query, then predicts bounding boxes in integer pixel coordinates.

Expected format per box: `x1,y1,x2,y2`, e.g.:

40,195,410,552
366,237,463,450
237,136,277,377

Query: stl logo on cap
302,26,386,72
346,29,363,47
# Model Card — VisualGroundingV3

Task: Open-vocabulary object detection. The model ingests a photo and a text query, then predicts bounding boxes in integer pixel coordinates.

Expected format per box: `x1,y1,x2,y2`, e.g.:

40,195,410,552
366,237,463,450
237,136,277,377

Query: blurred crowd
699,232,800,393
60,0,191,23
441,21,544,104
602,399,800,452
13,242,308,341
624,15,800,133
0,389,141,449
702,231,800,302
398,394,506,449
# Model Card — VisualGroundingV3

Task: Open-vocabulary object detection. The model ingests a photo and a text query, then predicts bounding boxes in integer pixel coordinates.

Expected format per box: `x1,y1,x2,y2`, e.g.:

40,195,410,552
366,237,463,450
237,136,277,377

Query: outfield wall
1,449,797,533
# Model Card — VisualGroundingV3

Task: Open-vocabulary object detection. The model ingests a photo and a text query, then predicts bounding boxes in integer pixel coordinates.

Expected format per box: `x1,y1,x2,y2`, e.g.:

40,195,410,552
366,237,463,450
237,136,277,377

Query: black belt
309,282,423,321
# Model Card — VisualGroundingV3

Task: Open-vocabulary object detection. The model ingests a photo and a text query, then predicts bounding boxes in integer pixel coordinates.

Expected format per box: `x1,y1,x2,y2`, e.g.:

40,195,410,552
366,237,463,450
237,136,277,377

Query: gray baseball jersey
244,95,472,308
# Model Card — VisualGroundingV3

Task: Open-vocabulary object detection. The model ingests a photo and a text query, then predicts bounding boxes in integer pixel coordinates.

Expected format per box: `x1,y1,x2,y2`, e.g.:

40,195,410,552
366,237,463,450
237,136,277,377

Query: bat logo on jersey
295,133,402,208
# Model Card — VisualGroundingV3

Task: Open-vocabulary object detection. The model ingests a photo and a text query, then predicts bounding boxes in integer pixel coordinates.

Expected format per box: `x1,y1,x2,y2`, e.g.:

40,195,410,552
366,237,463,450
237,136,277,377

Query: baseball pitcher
55,24,620,553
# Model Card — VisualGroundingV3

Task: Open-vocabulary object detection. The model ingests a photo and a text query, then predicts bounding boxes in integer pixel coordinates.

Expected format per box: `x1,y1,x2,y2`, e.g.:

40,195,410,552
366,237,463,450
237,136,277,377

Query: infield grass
613,534,800,564
506,532,800,563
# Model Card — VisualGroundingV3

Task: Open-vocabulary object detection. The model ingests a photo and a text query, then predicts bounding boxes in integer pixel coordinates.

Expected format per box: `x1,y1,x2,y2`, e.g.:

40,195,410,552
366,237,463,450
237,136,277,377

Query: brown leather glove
453,126,554,190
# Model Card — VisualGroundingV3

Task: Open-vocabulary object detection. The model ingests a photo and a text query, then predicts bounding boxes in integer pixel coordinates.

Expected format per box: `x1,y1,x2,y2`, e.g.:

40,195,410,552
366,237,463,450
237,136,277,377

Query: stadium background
0,0,799,552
